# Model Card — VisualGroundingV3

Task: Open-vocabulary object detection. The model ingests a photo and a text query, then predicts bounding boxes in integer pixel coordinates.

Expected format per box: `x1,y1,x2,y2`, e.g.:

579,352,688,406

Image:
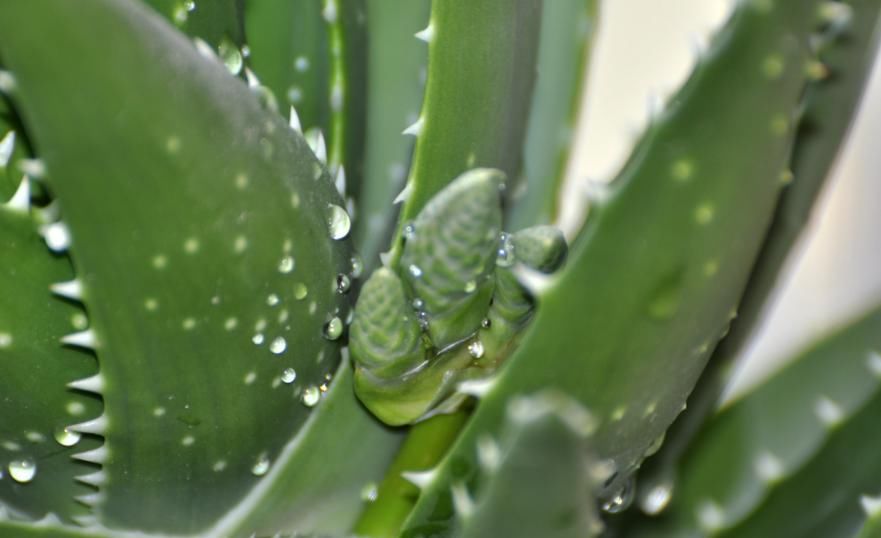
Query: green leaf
508,0,598,229
621,306,881,536
637,0,881,508
245,0,331,132
387,0,543,266
0,0,397,533
402,1,825,533
354,0,430,265
0,206,101,524
454,392,603,538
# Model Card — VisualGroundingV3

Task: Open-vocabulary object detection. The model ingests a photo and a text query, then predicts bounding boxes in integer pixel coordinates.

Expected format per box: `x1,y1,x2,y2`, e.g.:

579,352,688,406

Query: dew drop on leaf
281,368,297,384
269,337,287,355
336,273,351,294
326,204,351,240
8,458,37,483
53,426,82,447
251,453,270,476
302,386,321,407
323,317,343,340
601,476,636,514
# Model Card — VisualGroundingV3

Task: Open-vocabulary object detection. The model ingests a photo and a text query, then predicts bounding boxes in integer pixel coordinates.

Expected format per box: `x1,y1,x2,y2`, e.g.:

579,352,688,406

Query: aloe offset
1,1,880,538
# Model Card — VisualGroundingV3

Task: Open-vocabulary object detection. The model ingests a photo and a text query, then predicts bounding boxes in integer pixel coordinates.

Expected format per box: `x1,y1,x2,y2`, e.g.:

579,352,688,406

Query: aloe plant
1,1,880,537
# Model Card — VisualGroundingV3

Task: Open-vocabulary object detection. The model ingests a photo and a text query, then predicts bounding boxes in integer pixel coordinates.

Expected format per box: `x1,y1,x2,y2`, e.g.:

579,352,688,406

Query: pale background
558,1,881,400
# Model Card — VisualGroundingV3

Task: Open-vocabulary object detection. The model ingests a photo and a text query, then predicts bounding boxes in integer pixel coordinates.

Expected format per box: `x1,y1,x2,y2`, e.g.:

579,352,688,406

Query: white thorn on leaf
36,513,63,527
5,175,30,212
450,482,475,519
393,182,412,205
71,515,100,528
288,106,302,133
68,374,104,394
193,38,218,61
71,415,108,435
861,494,881,517
458,377,496,398
306,130,327,165
335,165,347,197
402,116,424,137
75,470,107,487
74,492,105,508
814,395,844,427
244,68,260,89
415,23,434,43
51,279,84,301
72,445,108,465
0,70,16,93
41,221,72,252
401,469,437,490
513,264,553,297
18,158,46,178
61,329,97,350
322,0,338,23
379,250,392,267
476,435,501,473
0,130,15,167
866,350,881,377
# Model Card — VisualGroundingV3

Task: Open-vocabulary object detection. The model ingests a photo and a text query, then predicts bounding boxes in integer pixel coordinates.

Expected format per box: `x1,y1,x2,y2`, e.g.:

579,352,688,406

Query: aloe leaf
324,0,367,198
0,0,397,533
621,306,881,536
245,0,331,131
637,0,881,508
354,0,430,265
508,0,598,229
0,516,108,538
453,392,603,538
386,0,543,266
402,1,825,533
0,204,102,523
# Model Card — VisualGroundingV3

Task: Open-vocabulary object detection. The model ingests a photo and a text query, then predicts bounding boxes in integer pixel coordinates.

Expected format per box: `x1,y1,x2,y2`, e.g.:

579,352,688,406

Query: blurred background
561,0,881,400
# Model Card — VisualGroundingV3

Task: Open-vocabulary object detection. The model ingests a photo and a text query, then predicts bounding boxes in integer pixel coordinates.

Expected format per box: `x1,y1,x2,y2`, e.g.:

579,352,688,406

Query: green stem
353,411,470,538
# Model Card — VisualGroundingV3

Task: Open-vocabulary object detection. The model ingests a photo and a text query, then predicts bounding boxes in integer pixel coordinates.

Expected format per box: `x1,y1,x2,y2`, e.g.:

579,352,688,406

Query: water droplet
0,332,12,349
8,458,36,483
481,318,492,329
267,294,280,306
54,426,81,447
278,256,295,274
336,273,351,294
251,453,270,476
326,204,351,240
496,233,515,267
294,55,310,72
252,333,265,345
350,255,364,278
403,222,416,240
408,264,423,278
411,298,424,310
218,39,243,75
361,482,379,503
302,385,321,407
468,340,485,359
464,280,477,293
269,336,287,355
323,317,343,340
281,368,297,383
601,476,636,514
294,283,308,300
640,481,674,515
